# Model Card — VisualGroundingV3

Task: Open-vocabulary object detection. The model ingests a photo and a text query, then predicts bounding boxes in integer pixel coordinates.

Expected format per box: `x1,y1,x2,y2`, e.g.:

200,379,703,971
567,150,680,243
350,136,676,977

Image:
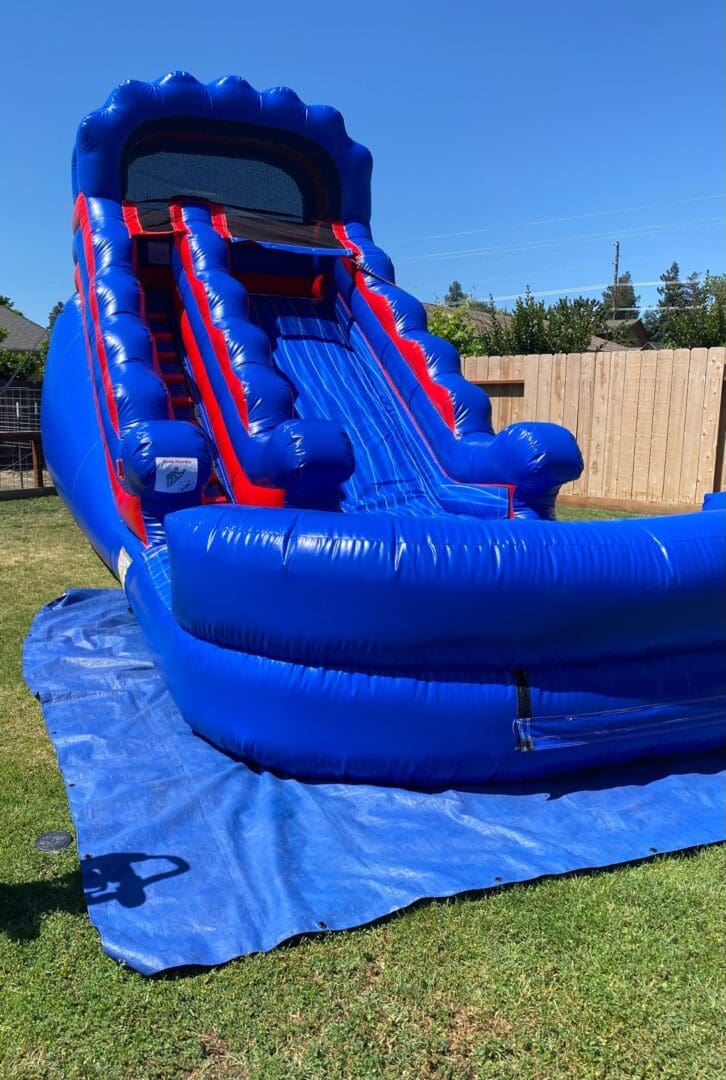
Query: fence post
31,434,44,488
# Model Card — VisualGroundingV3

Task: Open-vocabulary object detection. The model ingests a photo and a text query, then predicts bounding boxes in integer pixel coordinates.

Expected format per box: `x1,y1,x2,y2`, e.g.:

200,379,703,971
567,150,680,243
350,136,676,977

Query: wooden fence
462,348,726,512
0,429,52,500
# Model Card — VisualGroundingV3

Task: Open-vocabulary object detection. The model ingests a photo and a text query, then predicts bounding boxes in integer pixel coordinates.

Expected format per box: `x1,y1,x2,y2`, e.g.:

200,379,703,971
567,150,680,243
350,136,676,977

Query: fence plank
571,352,594,496
662,349,691,503
679,348,708,502
535,355,553,423
522,354,539,417
469,356,488,431
508,355,526,425
602,351,627,499
500,357,515,429
631,351,658,500
561,354,581,495
646,351,674,503
487,355,503,430
562,354,580,432
475,356,490,383
549,354,567,427
587,353,612,497
615,353,642,500
695,348,726,502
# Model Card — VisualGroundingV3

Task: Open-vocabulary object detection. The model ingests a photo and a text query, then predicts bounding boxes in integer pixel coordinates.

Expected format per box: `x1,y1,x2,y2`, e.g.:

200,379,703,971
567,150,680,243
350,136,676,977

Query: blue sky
1,0,723,326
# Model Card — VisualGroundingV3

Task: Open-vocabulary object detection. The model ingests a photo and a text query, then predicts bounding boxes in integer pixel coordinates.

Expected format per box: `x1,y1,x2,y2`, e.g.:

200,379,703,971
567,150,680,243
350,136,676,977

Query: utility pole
612,240,620,320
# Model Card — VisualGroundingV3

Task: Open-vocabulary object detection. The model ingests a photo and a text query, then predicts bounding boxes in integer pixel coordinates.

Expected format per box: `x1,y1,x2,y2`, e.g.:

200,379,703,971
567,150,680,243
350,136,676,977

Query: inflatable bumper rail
43,72,726,787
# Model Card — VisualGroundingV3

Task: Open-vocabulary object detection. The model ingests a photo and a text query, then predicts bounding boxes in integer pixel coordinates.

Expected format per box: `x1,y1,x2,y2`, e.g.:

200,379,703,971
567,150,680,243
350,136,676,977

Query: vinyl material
42,73,726,786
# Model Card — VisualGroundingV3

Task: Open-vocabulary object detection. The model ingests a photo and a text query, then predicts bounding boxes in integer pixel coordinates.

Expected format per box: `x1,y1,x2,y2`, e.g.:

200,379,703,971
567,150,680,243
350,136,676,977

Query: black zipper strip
514,668,533,751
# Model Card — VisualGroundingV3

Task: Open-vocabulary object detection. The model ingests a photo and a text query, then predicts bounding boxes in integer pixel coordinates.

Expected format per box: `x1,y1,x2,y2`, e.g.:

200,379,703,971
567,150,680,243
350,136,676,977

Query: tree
545,296,607,353
427,304,483,356
0,295,50,382
47,300,64,332
0,346,43,383
657,261,687,312
474,291,606,355
684,271,703,308
467,293,500,314
38,300,65,368
431,288,608,356
0,299,59,381
661,273,726,348
602,271,639,321
0,308,15,382
643,261,688,340
0,295,23,316
503,290,550,353
444,280,466,307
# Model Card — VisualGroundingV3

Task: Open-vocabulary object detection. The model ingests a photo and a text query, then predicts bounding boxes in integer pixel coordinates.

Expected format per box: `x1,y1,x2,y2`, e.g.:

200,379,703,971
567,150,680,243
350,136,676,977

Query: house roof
604,318,652,348
588,335,642,353
0,306,48,352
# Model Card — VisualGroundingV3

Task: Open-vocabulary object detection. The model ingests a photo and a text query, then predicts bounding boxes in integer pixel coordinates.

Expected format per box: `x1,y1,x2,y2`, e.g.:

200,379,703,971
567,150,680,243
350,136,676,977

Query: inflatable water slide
43,73,726,788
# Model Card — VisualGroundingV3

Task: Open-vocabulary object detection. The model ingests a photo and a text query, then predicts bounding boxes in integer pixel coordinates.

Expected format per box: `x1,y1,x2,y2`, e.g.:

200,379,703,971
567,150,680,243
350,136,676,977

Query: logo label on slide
154,456,198,494
117,547,132,587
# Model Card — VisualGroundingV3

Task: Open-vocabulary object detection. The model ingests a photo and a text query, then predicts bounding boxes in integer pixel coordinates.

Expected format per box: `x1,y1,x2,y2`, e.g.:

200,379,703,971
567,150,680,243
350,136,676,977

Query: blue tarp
23,589,725,975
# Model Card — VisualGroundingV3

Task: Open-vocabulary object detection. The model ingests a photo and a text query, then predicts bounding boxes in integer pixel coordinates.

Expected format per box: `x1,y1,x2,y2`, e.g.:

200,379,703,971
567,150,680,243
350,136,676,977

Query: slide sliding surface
250,290,511,520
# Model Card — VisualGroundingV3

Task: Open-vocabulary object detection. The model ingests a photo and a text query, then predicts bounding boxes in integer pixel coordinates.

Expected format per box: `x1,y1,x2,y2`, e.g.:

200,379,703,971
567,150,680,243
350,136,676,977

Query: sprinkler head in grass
34,830,73,853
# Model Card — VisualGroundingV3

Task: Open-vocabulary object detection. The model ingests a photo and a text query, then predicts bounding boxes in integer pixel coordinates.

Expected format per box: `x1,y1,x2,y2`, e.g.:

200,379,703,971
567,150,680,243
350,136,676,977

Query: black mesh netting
127,151,306,221
122,119,341,224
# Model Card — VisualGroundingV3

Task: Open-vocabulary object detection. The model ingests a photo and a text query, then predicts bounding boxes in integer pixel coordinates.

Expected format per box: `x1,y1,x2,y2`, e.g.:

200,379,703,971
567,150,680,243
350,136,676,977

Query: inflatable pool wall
42,73,726,786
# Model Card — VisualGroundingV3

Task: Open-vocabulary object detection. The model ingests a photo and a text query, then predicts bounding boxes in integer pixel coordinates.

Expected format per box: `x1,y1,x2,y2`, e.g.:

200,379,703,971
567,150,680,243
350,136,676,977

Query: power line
483,276,712,302
414,193,724,242
398,217,724,264
605,308,695,313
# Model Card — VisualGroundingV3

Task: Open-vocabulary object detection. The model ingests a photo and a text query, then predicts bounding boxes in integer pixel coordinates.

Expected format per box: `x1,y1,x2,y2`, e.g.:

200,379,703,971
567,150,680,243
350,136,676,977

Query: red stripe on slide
179,310,283,507
210,203,231,239
74,257,148,544
170,203,284,507
76,195,120,433
333,223,456,431
170,203,252,429
122,201,144,237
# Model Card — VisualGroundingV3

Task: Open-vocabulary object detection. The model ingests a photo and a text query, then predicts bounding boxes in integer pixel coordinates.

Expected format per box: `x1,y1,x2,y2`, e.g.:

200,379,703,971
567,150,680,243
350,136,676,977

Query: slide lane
249,292,511,520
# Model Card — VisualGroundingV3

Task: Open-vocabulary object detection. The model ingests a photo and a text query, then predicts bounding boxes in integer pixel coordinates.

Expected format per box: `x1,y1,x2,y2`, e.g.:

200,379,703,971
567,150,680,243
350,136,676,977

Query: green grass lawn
1,497,723,1079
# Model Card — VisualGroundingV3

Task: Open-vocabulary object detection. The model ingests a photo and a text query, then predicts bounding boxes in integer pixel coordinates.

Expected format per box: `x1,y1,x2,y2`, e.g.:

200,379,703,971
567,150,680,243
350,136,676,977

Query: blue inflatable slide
43,72,726,790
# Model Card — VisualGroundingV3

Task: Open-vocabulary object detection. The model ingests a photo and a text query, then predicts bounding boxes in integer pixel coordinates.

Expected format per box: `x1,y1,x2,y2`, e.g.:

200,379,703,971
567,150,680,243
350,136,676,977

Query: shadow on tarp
83,852,190,908
21,589,726,976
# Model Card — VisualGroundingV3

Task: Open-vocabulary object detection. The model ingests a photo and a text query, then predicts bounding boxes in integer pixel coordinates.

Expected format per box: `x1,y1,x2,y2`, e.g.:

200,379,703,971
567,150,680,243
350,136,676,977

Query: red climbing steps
142,283,228,504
